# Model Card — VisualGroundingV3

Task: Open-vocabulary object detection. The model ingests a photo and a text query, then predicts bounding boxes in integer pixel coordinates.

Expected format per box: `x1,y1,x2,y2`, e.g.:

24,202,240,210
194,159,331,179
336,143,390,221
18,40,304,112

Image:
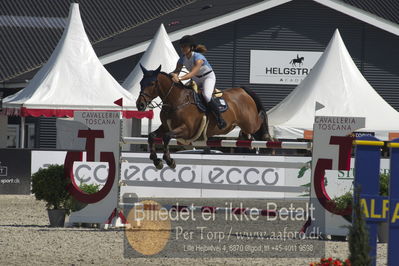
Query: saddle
187,80,228,113
173,81,228,145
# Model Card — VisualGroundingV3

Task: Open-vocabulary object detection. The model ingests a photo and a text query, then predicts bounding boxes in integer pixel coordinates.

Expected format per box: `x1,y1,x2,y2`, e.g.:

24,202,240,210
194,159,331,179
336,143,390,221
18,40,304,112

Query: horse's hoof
154,159,163,169
163,155,176,169
167,159,176,169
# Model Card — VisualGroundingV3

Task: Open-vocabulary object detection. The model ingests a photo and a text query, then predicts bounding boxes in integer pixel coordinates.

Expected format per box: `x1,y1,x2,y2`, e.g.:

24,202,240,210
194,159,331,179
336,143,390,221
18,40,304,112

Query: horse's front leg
162,124,189,169
148,127,165,169
162,132,175,169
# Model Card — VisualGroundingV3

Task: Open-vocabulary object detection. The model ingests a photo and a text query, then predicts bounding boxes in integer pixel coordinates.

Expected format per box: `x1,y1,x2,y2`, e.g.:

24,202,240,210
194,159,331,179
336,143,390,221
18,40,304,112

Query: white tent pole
20,116,25,148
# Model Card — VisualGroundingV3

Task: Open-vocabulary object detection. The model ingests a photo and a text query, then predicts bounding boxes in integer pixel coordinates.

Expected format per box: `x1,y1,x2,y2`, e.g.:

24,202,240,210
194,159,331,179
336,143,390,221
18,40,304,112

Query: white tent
267,29,399,140
2,3,152,120
122,24,180,135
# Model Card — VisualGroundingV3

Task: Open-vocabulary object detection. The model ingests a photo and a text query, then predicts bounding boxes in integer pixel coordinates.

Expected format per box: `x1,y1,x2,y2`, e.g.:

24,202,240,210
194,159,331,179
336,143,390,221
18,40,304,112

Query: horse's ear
155,65,162,74
140,63,147,74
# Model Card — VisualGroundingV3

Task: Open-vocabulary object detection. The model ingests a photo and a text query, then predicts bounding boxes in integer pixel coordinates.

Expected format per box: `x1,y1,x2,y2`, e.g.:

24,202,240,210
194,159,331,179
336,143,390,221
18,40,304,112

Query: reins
144,73,194,112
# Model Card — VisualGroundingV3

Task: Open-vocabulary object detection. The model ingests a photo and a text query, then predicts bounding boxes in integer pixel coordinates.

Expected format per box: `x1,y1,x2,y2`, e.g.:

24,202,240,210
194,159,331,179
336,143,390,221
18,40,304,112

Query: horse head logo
289,54,304,67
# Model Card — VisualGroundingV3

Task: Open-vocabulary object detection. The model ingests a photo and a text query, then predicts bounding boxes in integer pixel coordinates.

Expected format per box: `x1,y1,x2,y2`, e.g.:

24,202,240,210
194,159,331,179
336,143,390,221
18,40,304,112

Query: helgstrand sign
250,50,322,85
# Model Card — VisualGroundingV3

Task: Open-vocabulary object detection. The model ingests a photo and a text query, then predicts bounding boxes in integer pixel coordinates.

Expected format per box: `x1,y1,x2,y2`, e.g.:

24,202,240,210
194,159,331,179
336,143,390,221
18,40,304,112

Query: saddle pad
193,93,228,113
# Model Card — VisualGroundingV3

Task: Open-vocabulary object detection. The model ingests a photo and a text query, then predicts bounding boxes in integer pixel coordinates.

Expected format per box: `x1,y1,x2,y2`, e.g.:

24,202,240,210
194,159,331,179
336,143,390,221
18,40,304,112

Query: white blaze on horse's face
136,64,162,111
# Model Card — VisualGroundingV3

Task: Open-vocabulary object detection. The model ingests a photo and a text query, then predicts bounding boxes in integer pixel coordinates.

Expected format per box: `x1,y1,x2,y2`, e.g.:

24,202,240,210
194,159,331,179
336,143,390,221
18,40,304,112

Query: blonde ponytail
194,44,207,54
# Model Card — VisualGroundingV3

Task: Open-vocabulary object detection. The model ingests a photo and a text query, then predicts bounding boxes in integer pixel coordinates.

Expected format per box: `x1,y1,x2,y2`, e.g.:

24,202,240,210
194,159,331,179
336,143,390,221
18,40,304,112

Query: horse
289,55,304,67
136,64,272,169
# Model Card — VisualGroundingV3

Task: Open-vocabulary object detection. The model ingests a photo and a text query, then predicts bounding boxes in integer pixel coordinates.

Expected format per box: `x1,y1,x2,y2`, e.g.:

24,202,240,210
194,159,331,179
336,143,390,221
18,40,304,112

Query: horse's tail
241,87,272,141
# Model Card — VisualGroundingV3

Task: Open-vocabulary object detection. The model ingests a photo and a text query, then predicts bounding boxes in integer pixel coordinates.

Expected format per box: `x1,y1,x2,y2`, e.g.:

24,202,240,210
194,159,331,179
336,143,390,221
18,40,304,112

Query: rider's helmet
179,35,196,49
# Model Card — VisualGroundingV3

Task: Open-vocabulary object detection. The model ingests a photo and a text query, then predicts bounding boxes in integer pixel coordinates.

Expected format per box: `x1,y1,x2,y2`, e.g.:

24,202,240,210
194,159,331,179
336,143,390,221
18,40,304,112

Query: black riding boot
208,98,227,129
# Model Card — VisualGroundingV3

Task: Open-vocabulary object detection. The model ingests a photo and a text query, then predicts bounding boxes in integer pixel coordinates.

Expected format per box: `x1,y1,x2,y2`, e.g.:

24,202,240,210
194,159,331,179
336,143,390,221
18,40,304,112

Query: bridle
138,90,156,109
139,77,175,109
139,73,193,111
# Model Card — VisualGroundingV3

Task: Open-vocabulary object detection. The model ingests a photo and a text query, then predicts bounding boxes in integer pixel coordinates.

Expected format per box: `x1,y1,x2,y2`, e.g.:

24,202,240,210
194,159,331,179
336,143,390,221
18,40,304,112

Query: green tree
348,188,372,265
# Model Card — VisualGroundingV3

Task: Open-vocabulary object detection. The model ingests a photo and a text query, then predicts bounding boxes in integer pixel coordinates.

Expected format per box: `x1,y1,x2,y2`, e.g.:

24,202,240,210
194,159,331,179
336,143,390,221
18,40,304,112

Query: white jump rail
122,137,312,150
120,156,309,169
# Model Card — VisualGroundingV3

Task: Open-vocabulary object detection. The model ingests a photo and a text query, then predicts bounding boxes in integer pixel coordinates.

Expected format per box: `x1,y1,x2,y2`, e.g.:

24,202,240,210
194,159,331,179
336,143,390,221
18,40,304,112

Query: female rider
170,35,226,129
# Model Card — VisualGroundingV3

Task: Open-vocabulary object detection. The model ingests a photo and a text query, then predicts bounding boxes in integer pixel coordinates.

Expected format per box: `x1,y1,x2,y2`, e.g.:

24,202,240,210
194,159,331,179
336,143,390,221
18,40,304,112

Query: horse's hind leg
256,110,272,140
237,130,255,153
238,130,252,141
148,127,164,169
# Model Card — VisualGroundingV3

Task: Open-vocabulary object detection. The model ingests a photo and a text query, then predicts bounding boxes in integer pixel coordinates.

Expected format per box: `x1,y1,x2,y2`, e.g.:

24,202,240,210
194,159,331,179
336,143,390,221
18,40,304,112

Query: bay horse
136,64,272,169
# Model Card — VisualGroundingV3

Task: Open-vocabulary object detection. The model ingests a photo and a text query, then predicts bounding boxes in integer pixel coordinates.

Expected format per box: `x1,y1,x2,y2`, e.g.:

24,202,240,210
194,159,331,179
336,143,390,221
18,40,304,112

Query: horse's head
136,64,162,111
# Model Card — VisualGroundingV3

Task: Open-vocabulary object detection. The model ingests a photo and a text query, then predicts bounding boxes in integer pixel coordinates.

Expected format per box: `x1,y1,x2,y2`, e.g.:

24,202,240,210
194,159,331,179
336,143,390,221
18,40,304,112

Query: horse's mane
159,72,192,90
159,71,170,77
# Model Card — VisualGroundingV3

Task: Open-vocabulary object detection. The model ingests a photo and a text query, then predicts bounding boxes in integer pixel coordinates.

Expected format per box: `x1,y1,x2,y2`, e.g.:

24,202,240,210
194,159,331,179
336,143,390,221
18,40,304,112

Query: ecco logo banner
121,164,280,186
68,163,281,187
